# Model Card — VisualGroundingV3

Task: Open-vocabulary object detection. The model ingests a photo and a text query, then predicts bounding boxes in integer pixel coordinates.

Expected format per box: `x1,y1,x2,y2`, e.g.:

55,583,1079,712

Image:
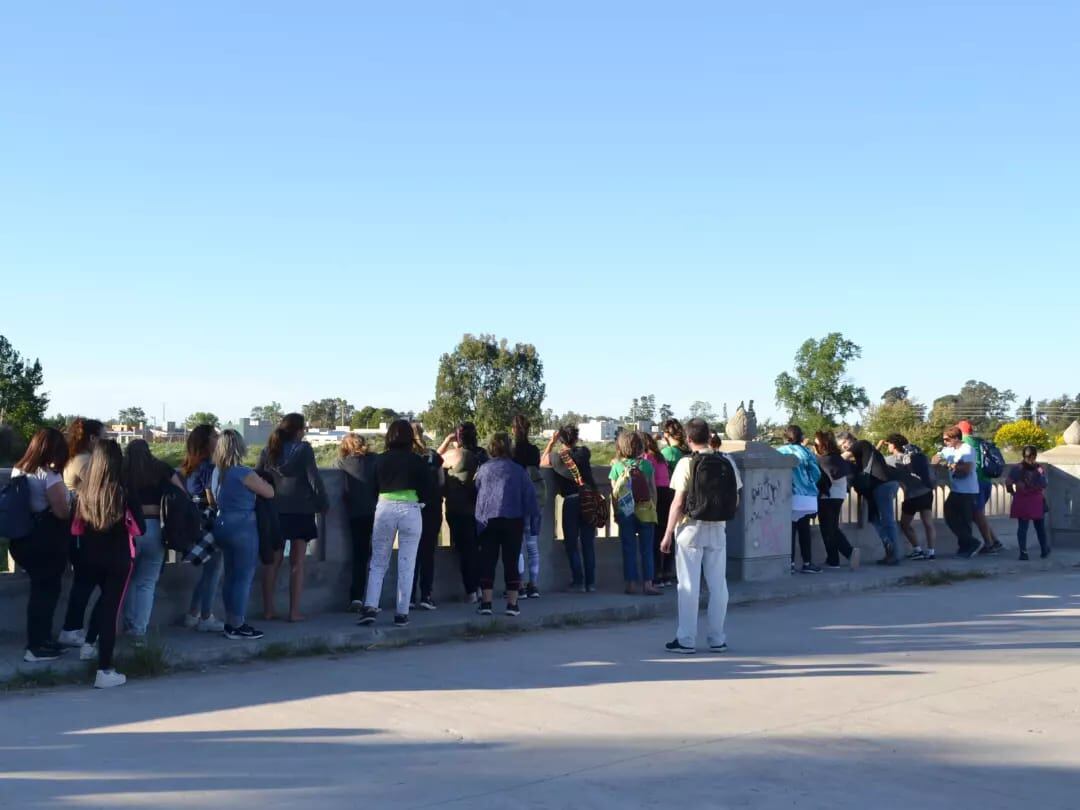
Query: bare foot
288,614,306,623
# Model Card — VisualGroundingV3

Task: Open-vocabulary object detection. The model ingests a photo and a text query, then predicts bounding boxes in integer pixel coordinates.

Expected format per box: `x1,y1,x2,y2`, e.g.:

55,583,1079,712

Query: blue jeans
518,531,540,585
871,481,900,551
616,513,655,583
189,539,222,617
214,511,259,627
123,518,165,636
1017,519,1048,554
561,494,596,588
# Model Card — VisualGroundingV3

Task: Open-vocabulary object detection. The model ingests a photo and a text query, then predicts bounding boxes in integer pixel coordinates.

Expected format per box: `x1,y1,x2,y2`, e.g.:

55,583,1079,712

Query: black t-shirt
554,445,595,498
132,460,175,507
850,440,892,489
512,441,541,469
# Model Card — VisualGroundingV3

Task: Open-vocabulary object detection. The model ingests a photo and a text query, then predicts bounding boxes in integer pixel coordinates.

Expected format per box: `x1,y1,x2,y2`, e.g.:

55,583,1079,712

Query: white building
578,420,618,443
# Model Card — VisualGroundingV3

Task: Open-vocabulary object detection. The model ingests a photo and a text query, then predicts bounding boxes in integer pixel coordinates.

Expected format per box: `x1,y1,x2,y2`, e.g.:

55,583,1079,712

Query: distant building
578,420,618,443
107,423,150,446
240,418,273,446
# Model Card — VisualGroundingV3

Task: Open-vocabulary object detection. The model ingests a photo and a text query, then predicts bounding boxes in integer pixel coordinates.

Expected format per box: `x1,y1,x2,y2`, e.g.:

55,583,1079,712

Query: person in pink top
642,433,673,586
1005,445,1049,560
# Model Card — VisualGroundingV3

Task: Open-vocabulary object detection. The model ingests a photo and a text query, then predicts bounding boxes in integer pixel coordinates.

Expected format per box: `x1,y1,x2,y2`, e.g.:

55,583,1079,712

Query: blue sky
2,2,1075,426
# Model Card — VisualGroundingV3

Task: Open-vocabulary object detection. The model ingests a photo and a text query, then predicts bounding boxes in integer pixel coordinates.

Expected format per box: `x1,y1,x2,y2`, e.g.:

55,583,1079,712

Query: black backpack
0,475,34,541
686,452,739,521
159,483,203,554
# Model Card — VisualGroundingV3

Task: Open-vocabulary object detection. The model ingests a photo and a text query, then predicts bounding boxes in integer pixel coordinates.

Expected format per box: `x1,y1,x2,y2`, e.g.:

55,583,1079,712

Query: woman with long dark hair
656,419,688,586
411,423,444,611
10,429,71,662
439,422,487,602
72,440,145,688
57,418,106,648
813,430,860,570
257,413,328,622
541,425,598,592
511,414,543,599
178,424,225,631
120,439,185,640
358,420,432,627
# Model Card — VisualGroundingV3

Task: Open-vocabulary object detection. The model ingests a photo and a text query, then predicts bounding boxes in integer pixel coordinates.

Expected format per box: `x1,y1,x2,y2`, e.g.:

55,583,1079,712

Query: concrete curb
4,550,1077,689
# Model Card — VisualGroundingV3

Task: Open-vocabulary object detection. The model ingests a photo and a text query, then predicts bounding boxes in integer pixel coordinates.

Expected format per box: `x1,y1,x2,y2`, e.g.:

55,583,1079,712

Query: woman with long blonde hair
72,440,145,688
212,430,275,639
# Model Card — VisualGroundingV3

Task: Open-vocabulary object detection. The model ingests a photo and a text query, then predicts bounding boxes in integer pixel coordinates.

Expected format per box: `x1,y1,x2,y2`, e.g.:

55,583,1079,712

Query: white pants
365,501,423,616
674,520,729,649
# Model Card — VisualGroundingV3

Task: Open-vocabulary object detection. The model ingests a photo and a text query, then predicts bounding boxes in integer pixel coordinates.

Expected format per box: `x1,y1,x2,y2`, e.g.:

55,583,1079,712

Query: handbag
559,447,609,529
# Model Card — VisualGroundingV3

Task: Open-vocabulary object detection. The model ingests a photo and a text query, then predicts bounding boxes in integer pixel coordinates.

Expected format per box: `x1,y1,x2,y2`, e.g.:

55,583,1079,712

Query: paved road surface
2,569,1078,809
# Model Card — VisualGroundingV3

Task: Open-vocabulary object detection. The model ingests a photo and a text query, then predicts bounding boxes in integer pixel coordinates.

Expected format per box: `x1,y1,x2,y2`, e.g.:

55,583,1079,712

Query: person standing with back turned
660,418,742,654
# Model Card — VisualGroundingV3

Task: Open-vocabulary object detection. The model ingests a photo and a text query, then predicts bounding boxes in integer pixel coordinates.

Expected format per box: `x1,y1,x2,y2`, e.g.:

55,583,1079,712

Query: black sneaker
966,538,986,558
525,584,540,599
1019,551,1030,561
23,646,62,663
1041,548,1051,559
357,607,378,626
708,642,728,653
418,597,437,611
665,639,695,655
477,602,493,616
825,562,842,570
393,614,409,627
800,563,822,574
224,624,264,640
505,602,520,617
907,549,926,560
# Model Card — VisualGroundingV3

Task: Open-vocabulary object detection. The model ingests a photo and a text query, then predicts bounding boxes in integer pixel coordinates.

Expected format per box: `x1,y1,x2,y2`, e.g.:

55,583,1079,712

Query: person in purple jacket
1005,445,1050,560
473,432,541,617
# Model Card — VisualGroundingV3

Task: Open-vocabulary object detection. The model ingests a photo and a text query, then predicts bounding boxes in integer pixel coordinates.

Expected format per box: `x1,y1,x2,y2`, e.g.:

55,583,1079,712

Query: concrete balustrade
0,454,1063,638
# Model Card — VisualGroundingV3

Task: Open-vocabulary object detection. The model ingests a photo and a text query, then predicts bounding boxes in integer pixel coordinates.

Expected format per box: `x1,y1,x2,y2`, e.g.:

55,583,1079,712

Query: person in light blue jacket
776,425,823,574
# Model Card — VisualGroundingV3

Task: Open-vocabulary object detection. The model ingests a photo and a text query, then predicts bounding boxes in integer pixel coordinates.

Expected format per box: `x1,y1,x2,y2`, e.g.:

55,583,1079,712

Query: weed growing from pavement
902,570,991,587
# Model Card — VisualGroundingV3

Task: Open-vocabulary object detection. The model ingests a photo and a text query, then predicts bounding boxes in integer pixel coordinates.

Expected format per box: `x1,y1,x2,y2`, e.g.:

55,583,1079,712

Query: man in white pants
660,418,742,654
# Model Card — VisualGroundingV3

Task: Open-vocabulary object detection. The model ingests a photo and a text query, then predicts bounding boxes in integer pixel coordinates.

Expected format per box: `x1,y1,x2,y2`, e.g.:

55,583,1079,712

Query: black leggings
791,515,815,565
9,515,68,650
478,517,524,593
81,536,133,671
818,498,854,566
63,540,99,632
412,505,442,601
348,515,374,603
447,513,480,595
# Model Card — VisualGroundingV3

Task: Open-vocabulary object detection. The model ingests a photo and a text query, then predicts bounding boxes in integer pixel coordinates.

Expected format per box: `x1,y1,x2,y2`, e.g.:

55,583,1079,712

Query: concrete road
2,569,1079,809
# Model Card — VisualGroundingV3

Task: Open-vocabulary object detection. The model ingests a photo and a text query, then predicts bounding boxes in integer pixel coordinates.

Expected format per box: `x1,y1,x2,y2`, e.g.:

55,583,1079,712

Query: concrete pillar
720,441,796,581
1041,433,1080,549
537,468,563,593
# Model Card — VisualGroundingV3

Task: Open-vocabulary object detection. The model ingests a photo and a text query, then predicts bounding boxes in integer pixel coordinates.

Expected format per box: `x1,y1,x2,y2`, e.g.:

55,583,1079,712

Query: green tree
949,380,1016,432
425,334,545,437
1036,394,1080,432
864,399,926,443
250,402,283,424
185,412,220,429
994,420,1052,452
658,403,674,423
687,400,717,422
0,335,49,442
302,398,353,429
774,333,869,433
1016,397,1033,422
117,406,147,427
881,386,909,404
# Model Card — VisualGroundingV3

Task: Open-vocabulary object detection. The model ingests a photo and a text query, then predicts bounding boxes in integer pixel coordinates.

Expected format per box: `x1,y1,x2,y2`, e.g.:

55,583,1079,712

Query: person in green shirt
609,431,660,595
958,421,1004,554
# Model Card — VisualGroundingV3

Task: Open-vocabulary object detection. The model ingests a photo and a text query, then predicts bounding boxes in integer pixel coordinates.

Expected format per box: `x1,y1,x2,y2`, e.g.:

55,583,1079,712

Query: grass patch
1,665,90,692
115,639,171,678
256,642,293,660
902,570,991,587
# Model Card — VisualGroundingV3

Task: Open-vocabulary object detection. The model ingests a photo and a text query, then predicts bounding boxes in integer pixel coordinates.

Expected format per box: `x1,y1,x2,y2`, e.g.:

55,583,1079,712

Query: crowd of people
777,421,1048,572
2,410,1049,685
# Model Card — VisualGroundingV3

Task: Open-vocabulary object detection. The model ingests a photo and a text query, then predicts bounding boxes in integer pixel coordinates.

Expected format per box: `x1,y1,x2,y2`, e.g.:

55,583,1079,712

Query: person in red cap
957,421,1005,554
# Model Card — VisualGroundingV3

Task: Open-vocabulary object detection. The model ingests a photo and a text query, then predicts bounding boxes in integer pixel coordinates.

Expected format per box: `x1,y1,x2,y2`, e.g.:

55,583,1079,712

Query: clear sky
2,2,1075,427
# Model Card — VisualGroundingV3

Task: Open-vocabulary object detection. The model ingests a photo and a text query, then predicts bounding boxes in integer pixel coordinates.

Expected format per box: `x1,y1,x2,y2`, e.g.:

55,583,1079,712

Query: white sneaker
182,614,200,629
58,628,86,647
94,669,126,689
80,643,97,661
196,615,225,633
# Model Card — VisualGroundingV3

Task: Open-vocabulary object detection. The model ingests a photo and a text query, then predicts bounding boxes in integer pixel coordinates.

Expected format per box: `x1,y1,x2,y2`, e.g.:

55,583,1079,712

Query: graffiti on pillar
746,476,785,547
